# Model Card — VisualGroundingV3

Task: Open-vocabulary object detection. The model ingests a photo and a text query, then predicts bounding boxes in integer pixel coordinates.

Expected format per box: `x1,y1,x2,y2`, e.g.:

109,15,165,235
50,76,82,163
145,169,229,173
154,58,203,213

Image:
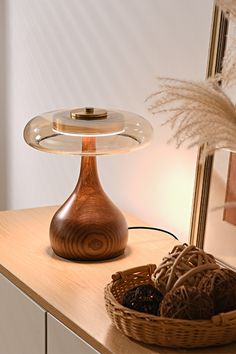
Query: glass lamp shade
23,107,153,156
23,107,153,261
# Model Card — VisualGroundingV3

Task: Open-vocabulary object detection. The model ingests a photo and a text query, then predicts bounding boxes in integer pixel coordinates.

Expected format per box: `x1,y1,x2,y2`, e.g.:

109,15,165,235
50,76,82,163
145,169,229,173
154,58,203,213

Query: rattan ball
152,243,218,294
122,284,163,316
199,268,236,314
160,285,214,320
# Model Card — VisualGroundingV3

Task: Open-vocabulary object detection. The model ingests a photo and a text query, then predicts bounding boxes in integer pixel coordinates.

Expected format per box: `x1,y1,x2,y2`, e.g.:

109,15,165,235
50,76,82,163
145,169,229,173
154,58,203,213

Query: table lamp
24,107,153,261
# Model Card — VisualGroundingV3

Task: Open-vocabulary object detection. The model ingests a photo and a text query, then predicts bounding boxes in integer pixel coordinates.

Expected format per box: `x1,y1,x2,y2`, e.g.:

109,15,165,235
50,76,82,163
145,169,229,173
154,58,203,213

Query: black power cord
128,226,178,240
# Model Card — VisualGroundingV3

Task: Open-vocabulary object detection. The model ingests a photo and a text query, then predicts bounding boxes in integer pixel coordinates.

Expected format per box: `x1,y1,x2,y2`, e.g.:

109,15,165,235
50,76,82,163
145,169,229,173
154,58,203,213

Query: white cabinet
0,273,46,354
47,314,99,354
0,273,99,354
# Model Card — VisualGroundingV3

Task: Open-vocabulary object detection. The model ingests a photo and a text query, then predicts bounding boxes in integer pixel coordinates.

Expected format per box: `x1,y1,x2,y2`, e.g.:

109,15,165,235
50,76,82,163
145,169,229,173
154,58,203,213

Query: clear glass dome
24,107,153,156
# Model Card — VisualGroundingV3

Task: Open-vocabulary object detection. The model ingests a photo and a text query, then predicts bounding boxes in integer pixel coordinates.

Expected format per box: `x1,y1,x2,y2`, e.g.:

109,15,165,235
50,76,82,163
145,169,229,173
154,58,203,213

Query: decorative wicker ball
122,284,163,316
199,268,236,314
160,285,214,320
152,243,218,294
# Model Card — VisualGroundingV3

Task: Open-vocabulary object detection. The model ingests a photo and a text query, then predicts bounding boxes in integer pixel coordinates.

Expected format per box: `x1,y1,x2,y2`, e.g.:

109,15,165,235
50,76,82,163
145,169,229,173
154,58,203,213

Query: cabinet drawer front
47,314,99,354
0,273,45,354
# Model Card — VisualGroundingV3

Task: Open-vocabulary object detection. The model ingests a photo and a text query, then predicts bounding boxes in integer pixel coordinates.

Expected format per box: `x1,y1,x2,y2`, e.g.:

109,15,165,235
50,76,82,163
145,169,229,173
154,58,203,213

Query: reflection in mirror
203,150,236,269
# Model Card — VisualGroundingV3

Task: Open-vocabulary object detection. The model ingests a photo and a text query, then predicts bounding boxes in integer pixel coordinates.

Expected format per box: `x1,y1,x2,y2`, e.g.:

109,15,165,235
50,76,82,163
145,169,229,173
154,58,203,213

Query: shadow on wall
0,0,8,210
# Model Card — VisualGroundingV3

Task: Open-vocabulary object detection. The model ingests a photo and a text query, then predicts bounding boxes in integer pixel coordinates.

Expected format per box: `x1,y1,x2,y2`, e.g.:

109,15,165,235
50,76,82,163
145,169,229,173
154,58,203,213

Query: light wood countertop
0,206,235,354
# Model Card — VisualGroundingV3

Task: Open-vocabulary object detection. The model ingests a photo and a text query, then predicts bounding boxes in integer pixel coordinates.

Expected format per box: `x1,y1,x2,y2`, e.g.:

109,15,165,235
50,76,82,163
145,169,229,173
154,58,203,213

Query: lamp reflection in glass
24,107,153,261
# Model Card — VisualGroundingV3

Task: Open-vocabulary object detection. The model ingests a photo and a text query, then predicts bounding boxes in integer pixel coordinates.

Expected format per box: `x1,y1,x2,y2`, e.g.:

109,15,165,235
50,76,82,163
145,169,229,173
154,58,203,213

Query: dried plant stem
147,78,236,157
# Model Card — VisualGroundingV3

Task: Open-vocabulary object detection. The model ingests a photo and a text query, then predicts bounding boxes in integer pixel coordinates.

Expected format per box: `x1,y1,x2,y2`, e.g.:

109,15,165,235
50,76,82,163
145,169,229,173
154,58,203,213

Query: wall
0,0,7,210
1,0,213,241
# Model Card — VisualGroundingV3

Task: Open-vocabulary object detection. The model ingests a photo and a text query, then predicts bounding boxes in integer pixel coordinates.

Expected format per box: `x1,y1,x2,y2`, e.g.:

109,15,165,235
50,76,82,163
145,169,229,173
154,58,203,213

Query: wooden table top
0,206,235,354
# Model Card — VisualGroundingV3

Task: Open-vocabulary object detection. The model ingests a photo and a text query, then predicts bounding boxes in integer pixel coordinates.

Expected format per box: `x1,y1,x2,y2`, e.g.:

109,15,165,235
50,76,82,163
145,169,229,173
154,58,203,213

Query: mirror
190,5,236,269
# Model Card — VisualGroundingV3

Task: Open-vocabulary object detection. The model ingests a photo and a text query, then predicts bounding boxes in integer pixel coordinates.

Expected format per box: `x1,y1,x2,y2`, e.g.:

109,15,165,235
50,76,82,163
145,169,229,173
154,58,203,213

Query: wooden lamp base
49,139,128,261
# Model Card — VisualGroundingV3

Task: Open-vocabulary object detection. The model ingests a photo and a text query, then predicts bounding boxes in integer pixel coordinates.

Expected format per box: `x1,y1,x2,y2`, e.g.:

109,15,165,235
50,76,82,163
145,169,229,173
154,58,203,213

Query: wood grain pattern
50,137,128,260
0,207,235,354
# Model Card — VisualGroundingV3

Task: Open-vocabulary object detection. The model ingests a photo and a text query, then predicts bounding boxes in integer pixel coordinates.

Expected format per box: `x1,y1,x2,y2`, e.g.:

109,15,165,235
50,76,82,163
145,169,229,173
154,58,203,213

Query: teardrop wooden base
49,139,128,261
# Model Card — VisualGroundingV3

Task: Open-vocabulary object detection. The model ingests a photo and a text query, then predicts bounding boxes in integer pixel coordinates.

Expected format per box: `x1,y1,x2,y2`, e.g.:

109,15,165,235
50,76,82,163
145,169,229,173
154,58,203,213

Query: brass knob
70,107,107,120
85,107,94,114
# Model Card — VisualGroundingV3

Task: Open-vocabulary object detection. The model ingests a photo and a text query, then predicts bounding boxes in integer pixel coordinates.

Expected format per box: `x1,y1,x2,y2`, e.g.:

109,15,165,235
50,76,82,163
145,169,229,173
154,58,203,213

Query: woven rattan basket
104,264,236,348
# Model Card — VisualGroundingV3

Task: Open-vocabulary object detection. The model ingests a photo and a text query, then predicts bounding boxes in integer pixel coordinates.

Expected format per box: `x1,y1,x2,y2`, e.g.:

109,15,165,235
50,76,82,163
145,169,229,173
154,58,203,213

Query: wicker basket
104,264,236,348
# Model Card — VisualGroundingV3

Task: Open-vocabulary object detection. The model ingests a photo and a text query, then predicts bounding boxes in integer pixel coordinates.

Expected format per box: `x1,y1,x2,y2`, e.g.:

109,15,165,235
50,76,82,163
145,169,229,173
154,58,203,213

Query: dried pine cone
199,268,236,314
160,285,214,320
122,284,163,316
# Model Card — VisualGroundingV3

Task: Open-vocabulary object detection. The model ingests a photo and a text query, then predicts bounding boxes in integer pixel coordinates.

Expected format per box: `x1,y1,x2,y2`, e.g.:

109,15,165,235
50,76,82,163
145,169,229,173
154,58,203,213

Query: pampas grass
146,0,236,160
145,0,236,211
146,78,236,158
